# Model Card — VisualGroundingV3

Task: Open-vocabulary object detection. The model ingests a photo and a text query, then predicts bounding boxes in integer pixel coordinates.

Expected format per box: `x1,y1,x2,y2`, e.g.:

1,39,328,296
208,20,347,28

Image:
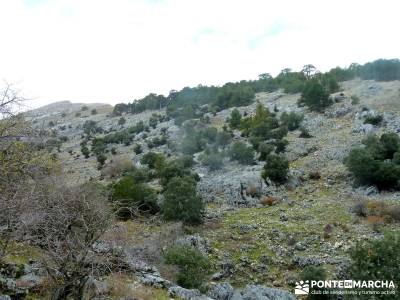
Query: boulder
137,273,172,288
168,286,213,300
175,234,211,256
208,282,234,300
16,273,43,290
232,285,296,300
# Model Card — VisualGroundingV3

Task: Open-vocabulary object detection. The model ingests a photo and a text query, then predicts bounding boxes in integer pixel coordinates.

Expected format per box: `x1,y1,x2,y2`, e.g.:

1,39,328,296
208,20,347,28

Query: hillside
5,78,398,299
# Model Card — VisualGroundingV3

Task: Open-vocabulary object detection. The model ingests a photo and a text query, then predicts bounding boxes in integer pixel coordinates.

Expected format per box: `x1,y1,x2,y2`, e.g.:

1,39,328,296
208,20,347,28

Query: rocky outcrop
168,286,213,300
207,282,234,300
175,234,212,256
232,285,295,300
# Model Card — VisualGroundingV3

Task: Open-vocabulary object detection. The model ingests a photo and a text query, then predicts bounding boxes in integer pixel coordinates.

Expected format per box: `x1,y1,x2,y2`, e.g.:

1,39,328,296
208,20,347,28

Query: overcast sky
0,0,399,109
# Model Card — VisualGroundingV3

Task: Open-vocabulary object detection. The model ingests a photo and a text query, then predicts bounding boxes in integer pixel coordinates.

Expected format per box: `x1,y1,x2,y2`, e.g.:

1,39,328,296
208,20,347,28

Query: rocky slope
3,79,400,299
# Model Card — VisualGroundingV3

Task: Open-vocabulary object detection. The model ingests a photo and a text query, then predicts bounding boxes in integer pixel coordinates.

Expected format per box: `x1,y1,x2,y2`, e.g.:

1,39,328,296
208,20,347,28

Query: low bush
345,133,400,190
274,139,289,154
200,152,224,171
299,266,328,300
364,114,383,125
309,171,321,180
228,141,254,165
178,155,195,169
216,131,232,148
351,95,360,105
228,108,242,129
164,245,210,289
258,143,274,161
80,141,90,158
352,199,368,217
101,156,133,178
349,231,400,298
140,152,165,169
111,176,159,219
298,79,333,112
157,159,195,187
352,198,400,223
280,111,304,131
83,120,103,136
261,154,289,185
149,114,159,129
260,196,281,206
118,117,126,126
162,176,203,225
299,126,313,138
97,153,107,167
133,144,142,154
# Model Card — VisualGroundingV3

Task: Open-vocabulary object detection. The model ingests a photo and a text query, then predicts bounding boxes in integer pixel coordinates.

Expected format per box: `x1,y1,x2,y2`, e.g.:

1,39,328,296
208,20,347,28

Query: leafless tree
0,84,114,299
302,64,317,79
24,180,113,300
0,183,34,263
0,82,30,141
0,84,31,264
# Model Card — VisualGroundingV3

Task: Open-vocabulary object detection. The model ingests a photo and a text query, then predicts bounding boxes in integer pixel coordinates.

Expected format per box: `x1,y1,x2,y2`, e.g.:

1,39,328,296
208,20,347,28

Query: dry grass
260,196,281,206
352,197,400,224
101,155,133,178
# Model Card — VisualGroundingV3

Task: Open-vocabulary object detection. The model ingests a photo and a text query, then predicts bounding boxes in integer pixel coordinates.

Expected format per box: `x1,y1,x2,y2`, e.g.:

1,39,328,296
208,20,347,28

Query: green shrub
111,176,159,219
228,108,242,129
97,153,107,167
91,109,97,115
239,104,285,149
181,125,223,154
140,152,165,169
349,231,400,298
162,176,203,225
201,152,224,171
149,115,158,128
181,134,206,155
81,146,90,158
83,120,102,135
299,127,312,138
351,95,360,105
126,167,152,183
177,155,195,169
364,114,383,125
228,141,254,165
262,154,289,184
118,117,126,125
345,133,400,190
298,79,332,112
157,159,194,187
300,266,328,300
202,127,218,143
280,111,304,131
258,143,274,161
379,132,400,159
133,144,142,154
216,131,232,148
274,139,289,154
164,245,210,289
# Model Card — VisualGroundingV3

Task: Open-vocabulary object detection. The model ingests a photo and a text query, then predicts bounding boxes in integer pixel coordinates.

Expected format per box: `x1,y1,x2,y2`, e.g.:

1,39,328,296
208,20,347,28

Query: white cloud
0,0,399,109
